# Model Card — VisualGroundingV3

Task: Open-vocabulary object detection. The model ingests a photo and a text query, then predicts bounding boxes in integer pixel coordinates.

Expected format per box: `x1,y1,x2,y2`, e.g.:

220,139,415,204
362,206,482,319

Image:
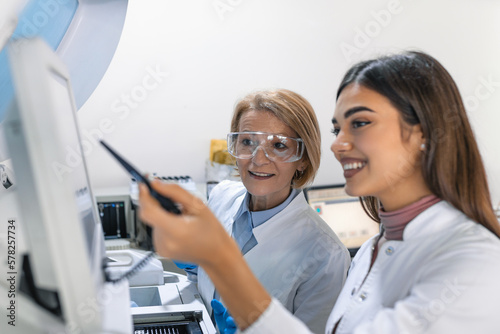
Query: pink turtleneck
379,195,442,240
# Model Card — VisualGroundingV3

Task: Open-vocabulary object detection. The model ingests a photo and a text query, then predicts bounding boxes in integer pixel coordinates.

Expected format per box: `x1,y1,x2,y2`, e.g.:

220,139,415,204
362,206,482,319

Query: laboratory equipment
0,163,13,189
96,193,134,240
130,277,216,334
0,0,128,161
304,184,380,257
3,37,131,332
2,36,215,333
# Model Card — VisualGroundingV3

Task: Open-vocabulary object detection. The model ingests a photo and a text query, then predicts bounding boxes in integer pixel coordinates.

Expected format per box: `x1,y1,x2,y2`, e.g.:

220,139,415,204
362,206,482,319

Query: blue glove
211,299,237,334
173,260,197,271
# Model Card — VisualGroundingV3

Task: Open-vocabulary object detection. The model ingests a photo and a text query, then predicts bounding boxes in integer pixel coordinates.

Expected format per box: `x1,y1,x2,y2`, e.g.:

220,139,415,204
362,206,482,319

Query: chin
344,183,365,198
244,184,267,196
344,185,356,196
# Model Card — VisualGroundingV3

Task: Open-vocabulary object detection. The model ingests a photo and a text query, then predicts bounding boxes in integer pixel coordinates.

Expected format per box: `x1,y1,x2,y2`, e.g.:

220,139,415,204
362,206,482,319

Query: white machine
131,278,216,334
0,37,215,334
3,36,132,333
107,249,216,334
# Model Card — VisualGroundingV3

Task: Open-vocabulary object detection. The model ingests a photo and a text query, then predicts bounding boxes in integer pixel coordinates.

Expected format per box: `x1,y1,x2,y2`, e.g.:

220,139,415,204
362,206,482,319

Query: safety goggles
227,132,304,163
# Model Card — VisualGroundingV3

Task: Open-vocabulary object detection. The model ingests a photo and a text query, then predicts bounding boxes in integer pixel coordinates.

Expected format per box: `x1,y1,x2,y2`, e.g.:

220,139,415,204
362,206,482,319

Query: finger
226,316,237,330
149,180,192,204
138,183,181,228
211,299,225,316
149,180,206,213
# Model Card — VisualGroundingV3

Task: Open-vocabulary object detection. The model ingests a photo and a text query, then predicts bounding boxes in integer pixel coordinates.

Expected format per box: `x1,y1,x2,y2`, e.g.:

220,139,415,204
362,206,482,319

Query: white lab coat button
359,292,367,301
385,246,395,255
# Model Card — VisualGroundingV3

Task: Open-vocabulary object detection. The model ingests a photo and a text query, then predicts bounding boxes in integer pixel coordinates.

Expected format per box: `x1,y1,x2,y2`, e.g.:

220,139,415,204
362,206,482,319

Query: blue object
0,0,78,120
130,301,139,308
211,299,237,334
173,260,197,270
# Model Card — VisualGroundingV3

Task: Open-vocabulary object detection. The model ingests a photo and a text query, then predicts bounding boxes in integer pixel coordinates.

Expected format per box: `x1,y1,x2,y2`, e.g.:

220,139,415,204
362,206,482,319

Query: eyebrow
332,106,375,124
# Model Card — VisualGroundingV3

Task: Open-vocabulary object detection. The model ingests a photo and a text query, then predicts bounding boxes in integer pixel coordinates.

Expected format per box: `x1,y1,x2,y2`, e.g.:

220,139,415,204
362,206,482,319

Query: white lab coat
197,181,351,334
242,200,500,334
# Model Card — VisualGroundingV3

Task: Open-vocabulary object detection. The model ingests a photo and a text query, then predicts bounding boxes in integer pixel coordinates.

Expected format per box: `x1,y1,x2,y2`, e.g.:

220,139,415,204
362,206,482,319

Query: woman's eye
241,138,254,146
273,142,287,150
352,120,370,129
331,128,340,136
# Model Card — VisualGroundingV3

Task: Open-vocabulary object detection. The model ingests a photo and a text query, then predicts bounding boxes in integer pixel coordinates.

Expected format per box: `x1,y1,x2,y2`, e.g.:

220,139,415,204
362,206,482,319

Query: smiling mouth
249,171,274,177
343,162,366,171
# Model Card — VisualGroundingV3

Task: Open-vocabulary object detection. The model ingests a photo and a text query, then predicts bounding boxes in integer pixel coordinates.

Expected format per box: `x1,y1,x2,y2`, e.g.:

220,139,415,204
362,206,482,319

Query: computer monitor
304,184,380,257
4,37,131,333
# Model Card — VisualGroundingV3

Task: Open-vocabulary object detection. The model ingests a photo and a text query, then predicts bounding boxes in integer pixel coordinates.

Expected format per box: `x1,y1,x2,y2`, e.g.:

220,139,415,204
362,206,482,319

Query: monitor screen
305,184,380,256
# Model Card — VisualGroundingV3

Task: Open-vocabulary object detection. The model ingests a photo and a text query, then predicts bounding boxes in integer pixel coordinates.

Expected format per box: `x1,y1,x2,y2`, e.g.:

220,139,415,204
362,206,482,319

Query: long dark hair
337,51,500,238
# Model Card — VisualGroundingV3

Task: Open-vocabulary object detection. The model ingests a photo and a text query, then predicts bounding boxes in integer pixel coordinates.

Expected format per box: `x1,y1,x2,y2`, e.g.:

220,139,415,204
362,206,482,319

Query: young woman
139,51,500,333
179,89,350,334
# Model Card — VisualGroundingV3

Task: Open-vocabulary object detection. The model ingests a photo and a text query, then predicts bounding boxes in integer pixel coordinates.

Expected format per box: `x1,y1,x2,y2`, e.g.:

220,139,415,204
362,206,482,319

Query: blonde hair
231,89,321,188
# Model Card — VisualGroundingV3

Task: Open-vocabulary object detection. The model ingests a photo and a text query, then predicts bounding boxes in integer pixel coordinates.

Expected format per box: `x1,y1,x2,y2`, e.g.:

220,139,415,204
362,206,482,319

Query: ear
415,124,429,153
410,123,426,148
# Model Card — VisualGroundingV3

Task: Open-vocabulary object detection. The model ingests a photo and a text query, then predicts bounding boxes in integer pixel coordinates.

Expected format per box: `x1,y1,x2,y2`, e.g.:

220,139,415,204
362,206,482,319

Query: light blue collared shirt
183,188,301,280
232,188,301,254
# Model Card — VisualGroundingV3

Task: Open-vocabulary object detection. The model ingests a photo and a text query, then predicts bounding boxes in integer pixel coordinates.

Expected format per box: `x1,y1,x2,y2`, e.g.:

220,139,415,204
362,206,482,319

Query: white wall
78,0,500,206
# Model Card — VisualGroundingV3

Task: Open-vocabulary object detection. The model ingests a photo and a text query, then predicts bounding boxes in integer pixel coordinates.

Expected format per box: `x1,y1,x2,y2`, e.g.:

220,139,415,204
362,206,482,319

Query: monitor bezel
5,37,108,331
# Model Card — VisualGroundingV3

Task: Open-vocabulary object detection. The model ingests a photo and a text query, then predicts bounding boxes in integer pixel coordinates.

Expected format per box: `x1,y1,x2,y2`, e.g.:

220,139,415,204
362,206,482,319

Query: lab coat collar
401,201,465,241
232,188,301,229
251,190,312,241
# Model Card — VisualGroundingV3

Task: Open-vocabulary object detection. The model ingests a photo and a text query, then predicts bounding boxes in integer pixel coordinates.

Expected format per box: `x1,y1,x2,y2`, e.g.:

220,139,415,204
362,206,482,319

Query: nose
331,132,352,156
251,146,272,165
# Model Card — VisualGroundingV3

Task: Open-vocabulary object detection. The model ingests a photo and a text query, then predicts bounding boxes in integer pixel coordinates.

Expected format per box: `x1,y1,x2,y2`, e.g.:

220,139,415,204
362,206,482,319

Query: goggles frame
227,131,304,163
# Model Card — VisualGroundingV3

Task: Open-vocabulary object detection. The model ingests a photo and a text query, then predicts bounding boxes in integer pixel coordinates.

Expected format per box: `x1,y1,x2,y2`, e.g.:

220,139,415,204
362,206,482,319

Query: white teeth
251,171,272,177
343,162,366,171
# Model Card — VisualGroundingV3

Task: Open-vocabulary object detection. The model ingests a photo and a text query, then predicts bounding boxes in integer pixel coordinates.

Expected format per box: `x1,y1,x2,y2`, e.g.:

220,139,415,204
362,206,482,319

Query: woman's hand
138,180,272,329
138,180,238,267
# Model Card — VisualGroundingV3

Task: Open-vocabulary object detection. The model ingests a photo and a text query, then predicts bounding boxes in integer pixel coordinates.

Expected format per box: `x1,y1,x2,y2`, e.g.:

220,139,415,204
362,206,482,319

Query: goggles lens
227,132,304,163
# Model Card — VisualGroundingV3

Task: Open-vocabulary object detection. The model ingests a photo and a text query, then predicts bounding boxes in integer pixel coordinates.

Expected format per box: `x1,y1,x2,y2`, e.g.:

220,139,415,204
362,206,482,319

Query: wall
78,0,500,206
